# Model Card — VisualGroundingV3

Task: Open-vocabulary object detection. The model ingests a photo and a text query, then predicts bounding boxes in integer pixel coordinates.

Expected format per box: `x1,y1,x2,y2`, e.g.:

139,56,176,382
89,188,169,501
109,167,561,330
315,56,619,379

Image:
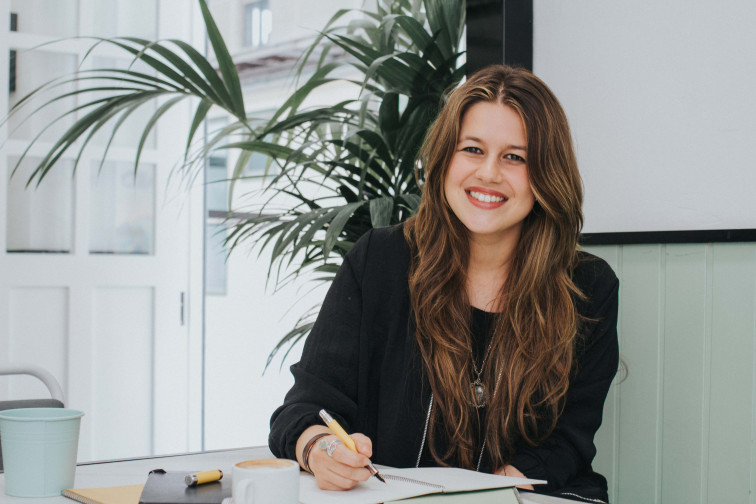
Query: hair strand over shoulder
404,64,585,470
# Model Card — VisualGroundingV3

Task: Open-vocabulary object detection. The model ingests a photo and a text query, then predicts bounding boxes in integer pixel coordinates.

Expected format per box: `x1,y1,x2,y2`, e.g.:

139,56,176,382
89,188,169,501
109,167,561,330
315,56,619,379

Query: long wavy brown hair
404,65,585,470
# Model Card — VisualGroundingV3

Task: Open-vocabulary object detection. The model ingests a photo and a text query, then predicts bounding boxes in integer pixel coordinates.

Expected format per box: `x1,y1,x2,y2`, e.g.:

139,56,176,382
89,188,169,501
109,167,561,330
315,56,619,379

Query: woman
269,65,619,503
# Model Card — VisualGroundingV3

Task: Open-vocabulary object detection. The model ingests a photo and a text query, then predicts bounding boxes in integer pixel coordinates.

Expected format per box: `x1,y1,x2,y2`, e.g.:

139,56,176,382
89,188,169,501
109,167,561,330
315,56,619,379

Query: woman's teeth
469,190,506,203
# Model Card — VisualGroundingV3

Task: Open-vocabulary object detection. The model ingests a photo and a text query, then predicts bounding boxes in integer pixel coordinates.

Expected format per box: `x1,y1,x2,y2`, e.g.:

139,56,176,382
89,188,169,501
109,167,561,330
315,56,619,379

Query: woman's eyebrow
458,135,527,152
457,135,482,143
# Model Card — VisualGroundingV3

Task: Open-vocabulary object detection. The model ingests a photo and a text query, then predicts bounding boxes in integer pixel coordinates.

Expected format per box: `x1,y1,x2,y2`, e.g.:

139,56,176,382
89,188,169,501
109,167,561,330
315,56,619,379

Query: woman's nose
475,156,502,183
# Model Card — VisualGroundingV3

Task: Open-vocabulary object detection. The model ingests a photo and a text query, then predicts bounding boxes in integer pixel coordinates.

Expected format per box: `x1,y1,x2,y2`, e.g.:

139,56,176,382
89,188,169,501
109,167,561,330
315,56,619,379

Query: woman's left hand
495,465,534,490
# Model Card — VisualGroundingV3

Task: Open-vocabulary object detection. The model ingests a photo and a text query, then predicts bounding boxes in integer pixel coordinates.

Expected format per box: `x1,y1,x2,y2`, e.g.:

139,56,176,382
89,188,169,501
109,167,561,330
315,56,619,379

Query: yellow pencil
319,409,386,483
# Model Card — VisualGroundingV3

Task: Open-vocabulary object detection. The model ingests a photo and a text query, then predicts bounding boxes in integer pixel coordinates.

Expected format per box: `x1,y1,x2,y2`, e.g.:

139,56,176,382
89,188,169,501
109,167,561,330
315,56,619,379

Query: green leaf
98,38,202,94
299,208,340,248
95,97,157,176
170,39,237,108
379,92,400,133
74,95,152,172
369,196,394,228
424,0,465,60
185,99,213,162
198,0,245,118
23,91,165,185
323,201,365,260
121,37,227,106
399,193,422,212
134,95,186,176
224,140,302,161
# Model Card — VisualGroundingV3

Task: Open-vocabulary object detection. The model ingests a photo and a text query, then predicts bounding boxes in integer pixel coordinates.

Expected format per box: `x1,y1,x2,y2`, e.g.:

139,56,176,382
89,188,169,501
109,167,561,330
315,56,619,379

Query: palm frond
4,1,251,187
6,0,465,369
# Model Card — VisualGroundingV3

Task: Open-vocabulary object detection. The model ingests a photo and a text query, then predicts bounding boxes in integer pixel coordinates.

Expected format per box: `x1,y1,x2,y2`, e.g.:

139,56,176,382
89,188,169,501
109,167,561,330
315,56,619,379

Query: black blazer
269,224,619,502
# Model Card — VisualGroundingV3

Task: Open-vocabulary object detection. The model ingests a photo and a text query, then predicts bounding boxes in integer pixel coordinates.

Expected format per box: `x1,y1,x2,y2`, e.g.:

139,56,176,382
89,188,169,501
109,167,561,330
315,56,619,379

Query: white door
0,0,204,461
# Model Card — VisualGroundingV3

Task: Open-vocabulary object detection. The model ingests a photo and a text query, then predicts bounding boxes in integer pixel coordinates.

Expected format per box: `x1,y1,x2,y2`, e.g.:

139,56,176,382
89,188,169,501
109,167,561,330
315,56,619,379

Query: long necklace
470,339,495,408
417,365,506,471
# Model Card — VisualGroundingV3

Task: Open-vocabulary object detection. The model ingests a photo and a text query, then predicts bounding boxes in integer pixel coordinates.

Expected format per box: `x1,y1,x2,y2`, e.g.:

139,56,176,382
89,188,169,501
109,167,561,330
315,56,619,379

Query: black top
269,224,619,502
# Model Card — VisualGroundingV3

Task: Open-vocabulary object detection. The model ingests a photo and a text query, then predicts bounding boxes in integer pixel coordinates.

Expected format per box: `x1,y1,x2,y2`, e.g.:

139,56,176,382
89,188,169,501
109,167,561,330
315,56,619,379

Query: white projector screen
533,1,756,234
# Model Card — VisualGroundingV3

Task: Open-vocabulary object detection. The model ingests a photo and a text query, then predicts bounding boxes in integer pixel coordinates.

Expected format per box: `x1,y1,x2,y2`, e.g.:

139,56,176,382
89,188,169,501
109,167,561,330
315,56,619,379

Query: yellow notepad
62,483,145,504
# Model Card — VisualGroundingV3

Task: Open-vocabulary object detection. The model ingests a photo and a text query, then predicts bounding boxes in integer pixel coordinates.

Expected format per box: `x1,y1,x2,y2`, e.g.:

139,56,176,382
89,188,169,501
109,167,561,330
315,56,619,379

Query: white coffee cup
232,458,299,504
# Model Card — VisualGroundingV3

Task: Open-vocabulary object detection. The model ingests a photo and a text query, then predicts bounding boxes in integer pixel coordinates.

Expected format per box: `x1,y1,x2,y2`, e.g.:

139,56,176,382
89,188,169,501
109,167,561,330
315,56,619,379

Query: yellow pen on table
319,409,386,484
184,469,223,487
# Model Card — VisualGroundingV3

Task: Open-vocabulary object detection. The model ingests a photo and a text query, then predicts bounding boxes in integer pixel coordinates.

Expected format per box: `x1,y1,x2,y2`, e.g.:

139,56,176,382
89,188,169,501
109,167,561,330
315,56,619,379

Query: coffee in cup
232,458,299,504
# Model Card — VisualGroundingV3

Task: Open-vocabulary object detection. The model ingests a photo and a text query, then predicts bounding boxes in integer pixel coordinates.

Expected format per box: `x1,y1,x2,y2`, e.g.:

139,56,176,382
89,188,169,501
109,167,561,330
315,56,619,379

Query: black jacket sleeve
268,230,372,461
510,257,619,492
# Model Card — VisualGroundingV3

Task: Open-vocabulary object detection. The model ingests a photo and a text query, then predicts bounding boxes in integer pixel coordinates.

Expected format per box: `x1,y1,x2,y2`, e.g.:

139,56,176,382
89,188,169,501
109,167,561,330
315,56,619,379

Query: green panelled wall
585,243,756,504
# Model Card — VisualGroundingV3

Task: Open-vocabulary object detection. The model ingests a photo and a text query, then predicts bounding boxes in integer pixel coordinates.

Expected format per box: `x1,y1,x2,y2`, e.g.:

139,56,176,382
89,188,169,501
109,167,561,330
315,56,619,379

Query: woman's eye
462,146,483,154
505,153,526,163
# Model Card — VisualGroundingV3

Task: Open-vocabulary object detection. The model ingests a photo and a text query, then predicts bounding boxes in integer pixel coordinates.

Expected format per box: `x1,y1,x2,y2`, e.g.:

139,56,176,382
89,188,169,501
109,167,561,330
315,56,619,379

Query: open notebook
299,466,544,504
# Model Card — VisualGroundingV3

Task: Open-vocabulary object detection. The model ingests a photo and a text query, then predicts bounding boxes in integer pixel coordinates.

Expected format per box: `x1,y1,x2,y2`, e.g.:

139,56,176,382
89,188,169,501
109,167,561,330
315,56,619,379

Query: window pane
89,161,155,255
207,163,229,212
10,0,78,37
7,157,74,253
205,116,229,295
86,0,157,39
252,8,260,47
8,51,77,143
244,1,271,48
244,5,253,47
206,117,229,212
205,222,227,296
245,150,275,176
88,56,157,149
243,110,276,176
261,9,272,45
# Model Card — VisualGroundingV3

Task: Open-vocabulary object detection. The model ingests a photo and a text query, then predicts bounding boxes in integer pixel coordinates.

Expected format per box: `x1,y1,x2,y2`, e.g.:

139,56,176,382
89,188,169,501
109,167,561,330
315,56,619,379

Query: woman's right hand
296,426,374,490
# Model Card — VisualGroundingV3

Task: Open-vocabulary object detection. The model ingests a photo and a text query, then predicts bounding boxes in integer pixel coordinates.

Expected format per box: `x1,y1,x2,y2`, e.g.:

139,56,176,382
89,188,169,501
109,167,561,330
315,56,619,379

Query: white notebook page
299,466,545,504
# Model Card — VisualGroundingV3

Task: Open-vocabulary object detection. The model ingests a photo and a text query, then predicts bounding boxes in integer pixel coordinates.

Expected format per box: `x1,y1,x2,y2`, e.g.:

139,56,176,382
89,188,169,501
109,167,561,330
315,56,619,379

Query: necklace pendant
470,380,487,408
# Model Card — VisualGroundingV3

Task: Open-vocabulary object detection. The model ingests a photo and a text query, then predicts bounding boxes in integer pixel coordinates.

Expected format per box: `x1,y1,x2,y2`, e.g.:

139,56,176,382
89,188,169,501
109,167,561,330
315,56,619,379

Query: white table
0,446,577,503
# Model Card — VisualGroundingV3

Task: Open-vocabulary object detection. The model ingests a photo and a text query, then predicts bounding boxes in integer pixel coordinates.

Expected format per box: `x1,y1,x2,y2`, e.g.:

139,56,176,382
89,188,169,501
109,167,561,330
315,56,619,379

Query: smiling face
444,101,535,247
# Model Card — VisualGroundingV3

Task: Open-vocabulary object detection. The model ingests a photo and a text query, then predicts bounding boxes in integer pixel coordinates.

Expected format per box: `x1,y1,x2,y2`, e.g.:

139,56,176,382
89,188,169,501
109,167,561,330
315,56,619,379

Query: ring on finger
318,438,342,457
327,439,342,456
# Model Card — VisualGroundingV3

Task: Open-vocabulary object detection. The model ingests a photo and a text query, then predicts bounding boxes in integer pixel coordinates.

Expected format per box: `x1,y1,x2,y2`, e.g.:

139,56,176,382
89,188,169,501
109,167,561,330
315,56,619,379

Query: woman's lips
465,188,508,209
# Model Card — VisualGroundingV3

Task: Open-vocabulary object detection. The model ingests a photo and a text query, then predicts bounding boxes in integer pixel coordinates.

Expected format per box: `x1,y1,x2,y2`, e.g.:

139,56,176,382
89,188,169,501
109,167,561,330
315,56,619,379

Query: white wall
534,0,756,233
204,245,328,449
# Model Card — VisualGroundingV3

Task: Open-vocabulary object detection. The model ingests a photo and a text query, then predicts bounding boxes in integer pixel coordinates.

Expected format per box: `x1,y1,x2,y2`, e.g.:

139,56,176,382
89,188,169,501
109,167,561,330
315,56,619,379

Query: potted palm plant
5,0,466,365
